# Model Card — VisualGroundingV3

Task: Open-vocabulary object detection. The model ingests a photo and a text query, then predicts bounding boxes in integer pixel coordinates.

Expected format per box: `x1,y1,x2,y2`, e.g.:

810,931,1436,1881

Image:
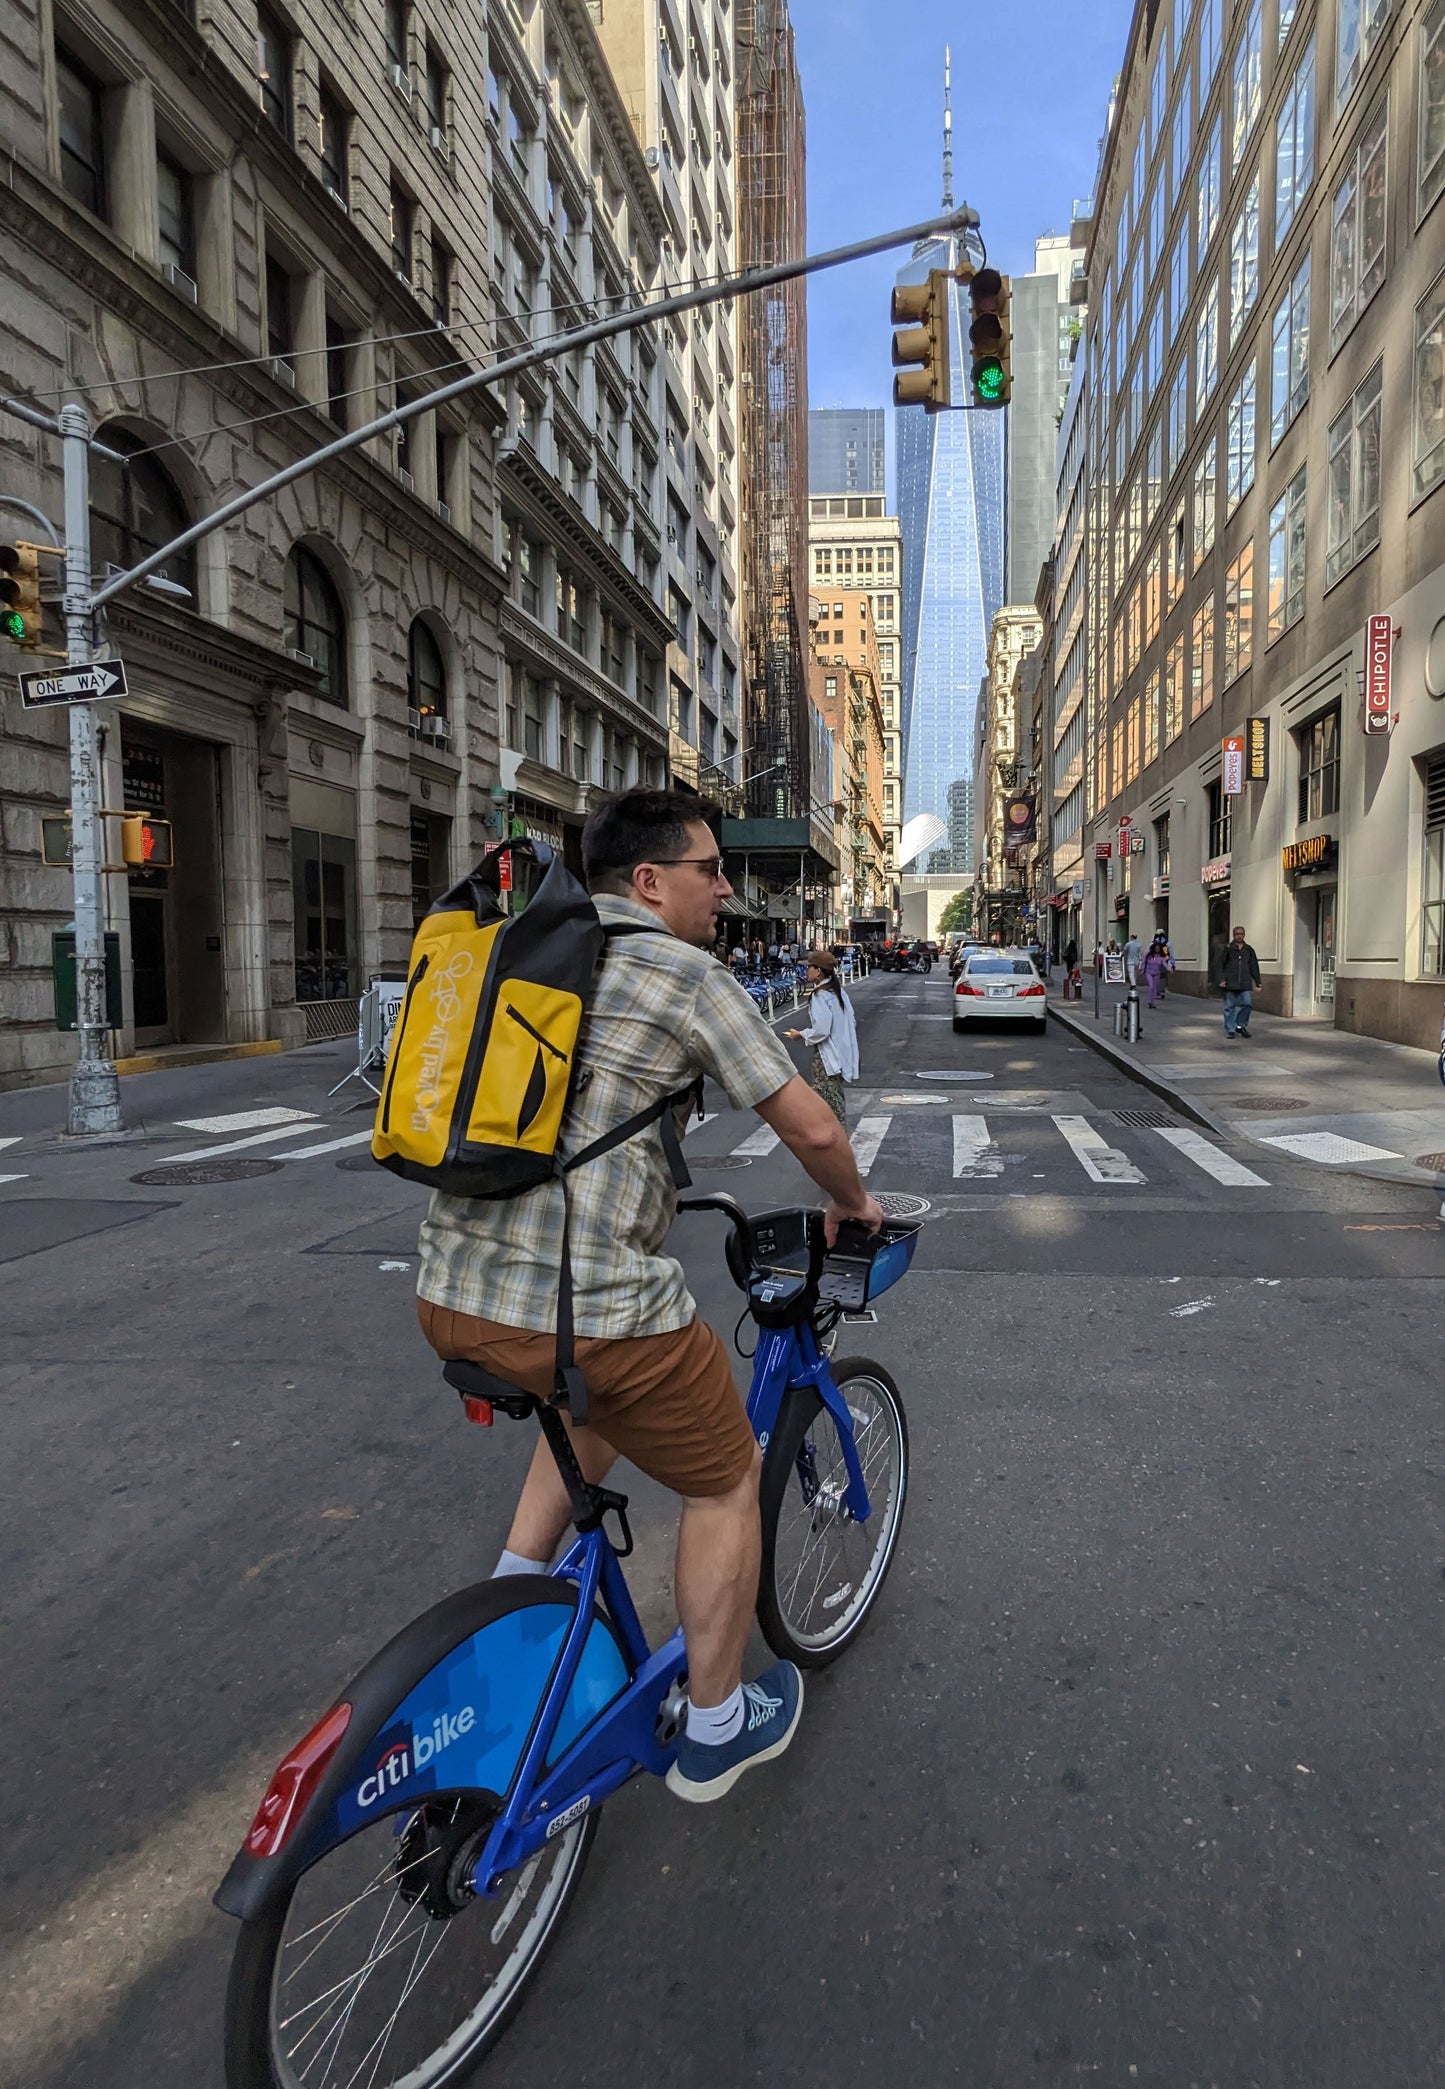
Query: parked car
952,951,1048,1032
948,941,984,980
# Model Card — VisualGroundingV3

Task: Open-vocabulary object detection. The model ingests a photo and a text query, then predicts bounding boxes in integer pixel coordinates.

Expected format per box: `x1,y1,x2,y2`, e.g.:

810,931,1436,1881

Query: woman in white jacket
784,950,860,1126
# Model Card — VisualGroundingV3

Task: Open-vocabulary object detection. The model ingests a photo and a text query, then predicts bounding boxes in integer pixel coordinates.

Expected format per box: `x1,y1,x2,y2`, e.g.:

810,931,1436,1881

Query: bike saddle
442,1359,539,1423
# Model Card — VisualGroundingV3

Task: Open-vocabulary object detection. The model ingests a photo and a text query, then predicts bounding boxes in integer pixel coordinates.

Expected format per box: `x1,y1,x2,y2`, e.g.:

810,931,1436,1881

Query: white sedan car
952,952,1048,1032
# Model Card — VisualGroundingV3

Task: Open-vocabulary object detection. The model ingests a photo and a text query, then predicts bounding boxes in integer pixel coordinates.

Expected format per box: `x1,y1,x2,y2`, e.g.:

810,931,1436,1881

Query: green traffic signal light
975,358,1006,404
1,608,25,643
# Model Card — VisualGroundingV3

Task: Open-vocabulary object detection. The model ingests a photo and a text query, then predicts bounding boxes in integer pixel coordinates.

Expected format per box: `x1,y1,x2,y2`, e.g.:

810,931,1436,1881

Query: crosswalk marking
732,1125,780,1158
273,1130,375,1160
850,1116,892,1176
0,1174,28,1186
1154,1125,1268,1186
161,1124,323,1166
0,1136,22,1153
952,1115,1003,1178
1052,1114,1147,1185
684,1112,718,1137
174,1108,316,1134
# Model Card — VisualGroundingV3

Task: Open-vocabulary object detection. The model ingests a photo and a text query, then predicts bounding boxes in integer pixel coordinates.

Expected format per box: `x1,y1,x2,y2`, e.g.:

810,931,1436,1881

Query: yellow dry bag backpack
372,839,697,1418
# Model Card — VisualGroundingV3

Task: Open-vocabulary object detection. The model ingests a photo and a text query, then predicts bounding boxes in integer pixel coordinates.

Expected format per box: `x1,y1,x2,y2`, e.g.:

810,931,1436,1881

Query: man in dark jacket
1214,924,1262,1036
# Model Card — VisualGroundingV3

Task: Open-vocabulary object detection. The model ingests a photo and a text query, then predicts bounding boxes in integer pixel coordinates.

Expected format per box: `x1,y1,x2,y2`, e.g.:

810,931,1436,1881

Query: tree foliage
936,890,974,936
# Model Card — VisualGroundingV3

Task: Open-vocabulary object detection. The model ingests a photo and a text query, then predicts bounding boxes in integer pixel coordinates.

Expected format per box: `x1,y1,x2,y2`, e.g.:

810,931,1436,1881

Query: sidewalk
1049,980,1445,1189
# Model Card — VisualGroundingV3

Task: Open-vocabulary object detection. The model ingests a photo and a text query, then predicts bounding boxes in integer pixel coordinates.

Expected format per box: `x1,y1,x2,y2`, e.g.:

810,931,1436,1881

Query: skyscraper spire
942,47,954,209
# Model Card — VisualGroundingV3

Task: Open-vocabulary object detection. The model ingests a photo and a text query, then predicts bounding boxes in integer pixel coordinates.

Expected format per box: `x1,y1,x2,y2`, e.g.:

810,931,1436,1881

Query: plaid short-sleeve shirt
416,895,797,1339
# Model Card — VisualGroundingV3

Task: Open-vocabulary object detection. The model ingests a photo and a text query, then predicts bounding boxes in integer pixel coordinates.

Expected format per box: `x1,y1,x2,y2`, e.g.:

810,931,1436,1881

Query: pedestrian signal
967,269,1012,407
120,815,175,869
0,542,43,648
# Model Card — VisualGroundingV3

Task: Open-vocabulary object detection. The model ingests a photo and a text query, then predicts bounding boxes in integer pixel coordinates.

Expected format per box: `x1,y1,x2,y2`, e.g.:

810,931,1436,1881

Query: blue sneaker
665,1662,804,1804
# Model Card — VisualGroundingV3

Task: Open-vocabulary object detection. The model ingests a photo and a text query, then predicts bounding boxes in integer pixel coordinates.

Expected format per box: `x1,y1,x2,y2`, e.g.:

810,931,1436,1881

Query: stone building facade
807,494,902,895
808,589,887,915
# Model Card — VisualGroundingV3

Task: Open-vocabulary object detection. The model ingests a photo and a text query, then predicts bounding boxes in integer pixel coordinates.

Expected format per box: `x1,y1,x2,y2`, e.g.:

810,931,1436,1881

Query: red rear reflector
245,1702,352,1858
462,1395,494,1426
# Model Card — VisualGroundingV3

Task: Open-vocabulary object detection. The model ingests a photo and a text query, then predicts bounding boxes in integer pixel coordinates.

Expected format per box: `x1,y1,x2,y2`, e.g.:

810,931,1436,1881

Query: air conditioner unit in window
408,706,423,730
436,499,451,523
287,647,316,668
161,261,198,303
429,124,448,155
389,61,410,96
398,468,415,491
419,714,451,742
270,358,296,386
322,180,348,210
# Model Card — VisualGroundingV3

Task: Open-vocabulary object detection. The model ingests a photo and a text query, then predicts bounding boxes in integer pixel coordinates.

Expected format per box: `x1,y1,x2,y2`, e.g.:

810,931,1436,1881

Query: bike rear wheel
756,1357,908,1668
224,1792,596,2088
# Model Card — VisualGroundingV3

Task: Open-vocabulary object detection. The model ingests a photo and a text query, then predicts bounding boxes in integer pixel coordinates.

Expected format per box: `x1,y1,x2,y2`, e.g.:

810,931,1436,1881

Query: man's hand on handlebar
822,1193,885,1248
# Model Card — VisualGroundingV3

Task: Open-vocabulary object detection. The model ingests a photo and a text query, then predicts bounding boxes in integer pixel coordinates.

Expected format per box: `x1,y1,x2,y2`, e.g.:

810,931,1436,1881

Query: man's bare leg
673,1447,762,1706
503,1414,618,1565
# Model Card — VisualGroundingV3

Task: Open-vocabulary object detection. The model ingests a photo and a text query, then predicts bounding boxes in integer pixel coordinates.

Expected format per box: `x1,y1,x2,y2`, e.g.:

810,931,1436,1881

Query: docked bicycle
217,1195,920,2088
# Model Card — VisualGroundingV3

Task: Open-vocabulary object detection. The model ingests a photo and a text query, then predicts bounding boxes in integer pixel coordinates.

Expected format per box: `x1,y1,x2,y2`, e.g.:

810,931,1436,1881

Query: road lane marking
174,1107,317,1133
1052,1114,1147,1184
160,1125,322,1165
273,1130,374,1159
732,1125,781,1158
684,1112,717,1136
1154,1125,1268,1186
952,1115,1003,1178
850,1116,892,1176
0,1174,28,1186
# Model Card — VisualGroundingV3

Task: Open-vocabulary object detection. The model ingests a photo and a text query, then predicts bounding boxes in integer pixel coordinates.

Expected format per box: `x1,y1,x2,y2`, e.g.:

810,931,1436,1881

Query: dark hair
807,949,846,1002
581,788,719,894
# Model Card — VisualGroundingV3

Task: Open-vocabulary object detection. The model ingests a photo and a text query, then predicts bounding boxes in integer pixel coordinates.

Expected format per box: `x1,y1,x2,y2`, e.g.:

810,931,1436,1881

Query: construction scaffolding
735,0,810,821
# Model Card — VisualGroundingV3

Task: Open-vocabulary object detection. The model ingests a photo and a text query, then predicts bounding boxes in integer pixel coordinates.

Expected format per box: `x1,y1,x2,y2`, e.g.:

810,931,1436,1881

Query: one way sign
18,658,128,710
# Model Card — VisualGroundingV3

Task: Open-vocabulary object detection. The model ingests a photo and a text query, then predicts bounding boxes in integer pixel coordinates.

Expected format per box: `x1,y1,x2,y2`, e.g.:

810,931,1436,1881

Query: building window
1415,264,1445,499
1338,0,1390,109
325,316,352,424
1191,594,1216,718
1223,540,1254,685
424,49,448,144
265,255,294,373
1267,466,1308,640
1165,632,1186,742
1331,98,1388,349
522,673,544,761
1198,116,1223,252
1275,39,1316,238
156,152,195,276
292,829,357,1003
430,236,452,326
90,427,195,598
1172,72,1193,194
1144,668,1161,768
1167,500,1187,604
256,3,292,138
1422,0,1445,218
1195,277,1219,413
516,531,542,616
318,86,349,203
1225,364,1257,512
556,566,585,652
1168,220,1189,341
1167,361,1189,475
1270,255,1311,441
1231,0,1263,169
389,180,413,280
1200,0,1223,84
1207,778,1233,858
1192,436,1218,566
1281,0,1300,44
384,0,409,87
56,48,106,217
1422,754,1445,973
508,99,532,180
1126,692,1141,783
284,547,347,704
1326,359,1383,581
1228,175,1260,347
407,618,447,719
1297,706,1341,820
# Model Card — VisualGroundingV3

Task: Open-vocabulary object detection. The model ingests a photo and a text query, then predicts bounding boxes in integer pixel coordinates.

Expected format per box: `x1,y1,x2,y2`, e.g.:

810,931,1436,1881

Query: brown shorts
417,1300,757,1499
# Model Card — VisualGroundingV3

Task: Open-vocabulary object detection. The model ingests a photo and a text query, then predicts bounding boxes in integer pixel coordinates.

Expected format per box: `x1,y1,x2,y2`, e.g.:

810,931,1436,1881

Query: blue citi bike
217,1194,920,2088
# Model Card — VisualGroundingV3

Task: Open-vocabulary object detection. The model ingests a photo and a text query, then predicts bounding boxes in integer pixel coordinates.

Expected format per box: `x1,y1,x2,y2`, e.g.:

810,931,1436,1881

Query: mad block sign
1364,613,1392,734
1222,732,1246,796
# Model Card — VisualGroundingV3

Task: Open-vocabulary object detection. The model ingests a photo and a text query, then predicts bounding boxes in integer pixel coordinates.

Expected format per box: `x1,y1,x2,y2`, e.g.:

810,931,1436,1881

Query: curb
114,1039,284,1077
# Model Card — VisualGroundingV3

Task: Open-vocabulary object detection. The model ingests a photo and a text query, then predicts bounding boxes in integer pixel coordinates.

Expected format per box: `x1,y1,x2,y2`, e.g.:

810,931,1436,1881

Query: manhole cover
688,1154,752,1170
873,1191,931,1217
1414,1151,1445,1172
131,1157,282,1185
1229,1095,1311,1112
338,1152,379,1172
1113,1108,1179,1128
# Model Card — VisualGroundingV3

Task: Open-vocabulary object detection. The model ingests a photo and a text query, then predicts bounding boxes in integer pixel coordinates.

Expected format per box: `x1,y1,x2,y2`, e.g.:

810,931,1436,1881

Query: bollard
1124,983,1142,1041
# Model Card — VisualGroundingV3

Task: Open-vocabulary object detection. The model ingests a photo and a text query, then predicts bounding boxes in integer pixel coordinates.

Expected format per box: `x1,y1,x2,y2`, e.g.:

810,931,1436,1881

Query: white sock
685,1685,745,1746
493,1547,548,1578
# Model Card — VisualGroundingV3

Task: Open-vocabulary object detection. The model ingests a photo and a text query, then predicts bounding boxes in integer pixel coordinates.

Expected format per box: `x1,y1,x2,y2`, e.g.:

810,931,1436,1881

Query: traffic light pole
59,399,122,1137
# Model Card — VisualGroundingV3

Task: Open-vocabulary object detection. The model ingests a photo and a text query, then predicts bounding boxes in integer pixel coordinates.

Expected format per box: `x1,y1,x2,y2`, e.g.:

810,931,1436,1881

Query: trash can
52,929,123,1032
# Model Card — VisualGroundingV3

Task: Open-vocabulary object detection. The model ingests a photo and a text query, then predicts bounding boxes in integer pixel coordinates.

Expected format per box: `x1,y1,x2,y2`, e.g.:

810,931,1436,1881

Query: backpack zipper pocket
505,1001,568,1063
380,954,429,1134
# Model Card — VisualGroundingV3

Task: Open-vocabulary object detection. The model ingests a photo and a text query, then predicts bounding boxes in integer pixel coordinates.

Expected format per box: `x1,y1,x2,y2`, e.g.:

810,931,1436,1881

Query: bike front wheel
224,1793,597,2089
756,1357,908,1668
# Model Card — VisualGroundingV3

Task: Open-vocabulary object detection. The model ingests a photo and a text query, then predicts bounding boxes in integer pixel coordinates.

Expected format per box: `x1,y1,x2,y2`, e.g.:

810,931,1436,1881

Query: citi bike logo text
409,951,473,1137
355,1704,477,1810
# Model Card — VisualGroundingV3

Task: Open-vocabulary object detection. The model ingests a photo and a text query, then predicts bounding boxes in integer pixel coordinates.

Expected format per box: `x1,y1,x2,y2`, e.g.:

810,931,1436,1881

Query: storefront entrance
1206,892,1231,995
1313,887,1336,1006
122,730,227,1048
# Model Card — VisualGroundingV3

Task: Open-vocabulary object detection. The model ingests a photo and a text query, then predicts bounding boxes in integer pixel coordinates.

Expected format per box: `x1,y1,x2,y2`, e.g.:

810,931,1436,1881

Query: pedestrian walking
784,951,859,1126
1213,925,1262,1036
1123,930,1143,983
1142,935,1171,1008
1156,933,1174,1000
1063,936,1079,973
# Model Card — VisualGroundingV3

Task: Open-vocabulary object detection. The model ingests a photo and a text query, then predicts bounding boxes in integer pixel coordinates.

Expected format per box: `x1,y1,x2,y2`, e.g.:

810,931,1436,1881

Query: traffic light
967,269,1012,407
120,815,175,869
891,270,951,412
0,542,43,648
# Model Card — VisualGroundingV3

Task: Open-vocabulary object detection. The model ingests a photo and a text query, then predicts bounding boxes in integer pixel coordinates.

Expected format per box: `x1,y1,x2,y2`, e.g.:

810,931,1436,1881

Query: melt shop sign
1364,613,1393,735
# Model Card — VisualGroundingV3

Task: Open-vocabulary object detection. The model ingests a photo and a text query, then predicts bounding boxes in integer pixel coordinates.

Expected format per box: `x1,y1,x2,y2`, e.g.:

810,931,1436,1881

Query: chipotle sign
1363,614,1392,735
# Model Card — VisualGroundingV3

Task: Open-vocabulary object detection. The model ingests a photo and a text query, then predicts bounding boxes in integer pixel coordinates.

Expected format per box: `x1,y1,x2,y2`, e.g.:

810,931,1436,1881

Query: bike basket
818,1218,920,1312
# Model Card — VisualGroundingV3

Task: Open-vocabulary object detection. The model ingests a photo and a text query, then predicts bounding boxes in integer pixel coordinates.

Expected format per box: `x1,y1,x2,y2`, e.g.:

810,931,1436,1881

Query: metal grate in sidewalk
1112,1108,1179,1128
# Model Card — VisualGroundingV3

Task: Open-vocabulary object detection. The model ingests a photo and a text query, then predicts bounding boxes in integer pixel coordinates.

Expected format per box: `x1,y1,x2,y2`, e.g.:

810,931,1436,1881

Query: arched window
407,618,447,719
284,546,347,704
90,426,195,599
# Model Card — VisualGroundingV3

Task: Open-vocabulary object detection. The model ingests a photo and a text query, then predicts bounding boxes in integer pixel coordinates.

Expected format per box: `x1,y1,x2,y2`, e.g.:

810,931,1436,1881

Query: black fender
215,1576,607,1924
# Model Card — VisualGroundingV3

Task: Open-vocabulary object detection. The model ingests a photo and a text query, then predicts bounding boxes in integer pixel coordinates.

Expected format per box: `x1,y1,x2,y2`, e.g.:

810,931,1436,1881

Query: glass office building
895,232,1005,828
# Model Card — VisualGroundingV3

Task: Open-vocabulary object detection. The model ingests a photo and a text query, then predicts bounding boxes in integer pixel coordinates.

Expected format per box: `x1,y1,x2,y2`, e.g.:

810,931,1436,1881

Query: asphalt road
2,972,1443,2088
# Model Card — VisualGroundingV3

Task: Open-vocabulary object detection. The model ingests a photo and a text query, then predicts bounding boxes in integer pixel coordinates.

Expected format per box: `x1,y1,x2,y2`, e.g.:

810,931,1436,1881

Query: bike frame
464,1315,870,1893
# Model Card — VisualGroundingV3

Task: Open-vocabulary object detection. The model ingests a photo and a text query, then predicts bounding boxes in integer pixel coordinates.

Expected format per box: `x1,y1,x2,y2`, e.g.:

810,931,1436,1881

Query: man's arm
754,1076,883,1242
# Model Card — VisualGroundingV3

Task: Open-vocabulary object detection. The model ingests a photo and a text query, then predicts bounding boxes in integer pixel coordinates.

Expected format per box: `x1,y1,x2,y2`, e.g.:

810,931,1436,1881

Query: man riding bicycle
417,789,883,1802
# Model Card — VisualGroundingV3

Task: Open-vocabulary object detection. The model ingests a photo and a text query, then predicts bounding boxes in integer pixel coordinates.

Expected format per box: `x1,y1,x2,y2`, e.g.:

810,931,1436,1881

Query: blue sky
791,0,1134,437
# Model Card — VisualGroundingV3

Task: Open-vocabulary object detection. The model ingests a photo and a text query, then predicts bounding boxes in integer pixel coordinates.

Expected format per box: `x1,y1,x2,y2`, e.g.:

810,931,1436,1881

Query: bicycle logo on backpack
216,1194,920,2088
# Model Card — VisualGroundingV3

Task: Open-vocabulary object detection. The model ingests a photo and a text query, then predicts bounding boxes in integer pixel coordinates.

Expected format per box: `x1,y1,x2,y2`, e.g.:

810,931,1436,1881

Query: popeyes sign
1363,614,1393,735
